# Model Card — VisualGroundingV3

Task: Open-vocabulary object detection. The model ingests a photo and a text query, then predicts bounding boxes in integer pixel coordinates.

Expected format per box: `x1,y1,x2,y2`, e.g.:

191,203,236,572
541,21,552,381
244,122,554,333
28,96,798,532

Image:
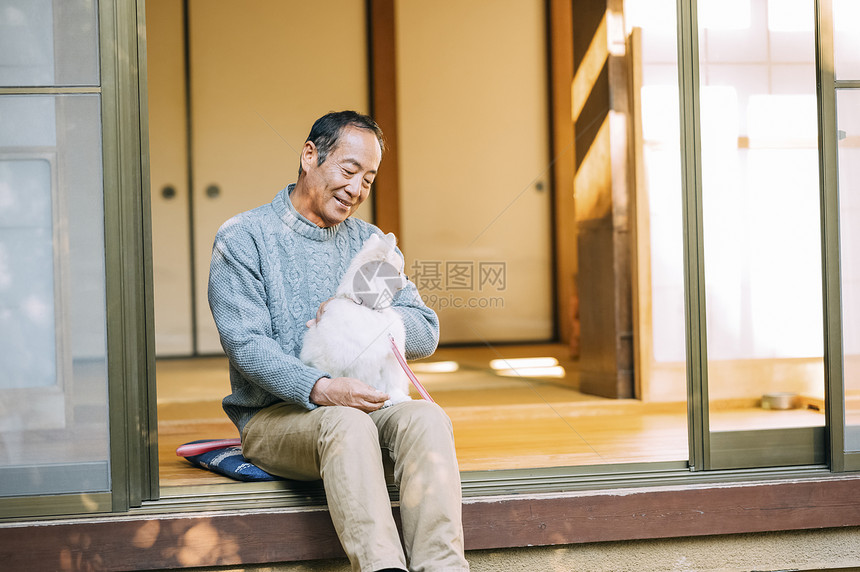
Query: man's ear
300,140,318,173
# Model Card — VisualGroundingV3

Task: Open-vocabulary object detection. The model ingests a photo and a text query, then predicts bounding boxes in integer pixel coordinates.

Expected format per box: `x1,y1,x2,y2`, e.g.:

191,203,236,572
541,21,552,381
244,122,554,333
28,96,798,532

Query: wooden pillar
549,0,578,352
572,0,634,398
367,0,401,240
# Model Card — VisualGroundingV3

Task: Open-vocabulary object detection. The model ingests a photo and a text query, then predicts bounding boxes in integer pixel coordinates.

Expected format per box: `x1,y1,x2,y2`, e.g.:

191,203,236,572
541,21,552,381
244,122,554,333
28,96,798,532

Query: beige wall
148,0,557,352
395,0,554,345
147,0,370,356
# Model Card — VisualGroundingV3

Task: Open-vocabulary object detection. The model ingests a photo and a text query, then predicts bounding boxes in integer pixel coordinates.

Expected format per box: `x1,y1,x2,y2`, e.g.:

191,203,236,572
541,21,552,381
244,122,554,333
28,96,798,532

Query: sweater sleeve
208,220,327,410
391,247,440,360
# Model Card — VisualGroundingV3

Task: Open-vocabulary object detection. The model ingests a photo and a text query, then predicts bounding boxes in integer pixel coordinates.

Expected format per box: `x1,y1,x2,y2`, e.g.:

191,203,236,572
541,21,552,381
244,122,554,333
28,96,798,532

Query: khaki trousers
241,400,469,572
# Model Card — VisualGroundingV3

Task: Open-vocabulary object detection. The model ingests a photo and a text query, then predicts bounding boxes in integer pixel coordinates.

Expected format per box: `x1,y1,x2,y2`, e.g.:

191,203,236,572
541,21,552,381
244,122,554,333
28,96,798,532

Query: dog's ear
365,233,381,247
384,232,397,247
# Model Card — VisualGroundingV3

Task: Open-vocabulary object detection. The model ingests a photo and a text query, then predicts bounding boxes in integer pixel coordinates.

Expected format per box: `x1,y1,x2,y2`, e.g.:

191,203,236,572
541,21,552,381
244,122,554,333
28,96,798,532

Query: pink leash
389,335,435,403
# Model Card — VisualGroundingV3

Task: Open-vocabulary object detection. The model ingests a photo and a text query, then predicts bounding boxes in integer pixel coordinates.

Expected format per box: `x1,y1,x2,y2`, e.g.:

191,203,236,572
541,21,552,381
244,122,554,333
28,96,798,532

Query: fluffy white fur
300,233,411,406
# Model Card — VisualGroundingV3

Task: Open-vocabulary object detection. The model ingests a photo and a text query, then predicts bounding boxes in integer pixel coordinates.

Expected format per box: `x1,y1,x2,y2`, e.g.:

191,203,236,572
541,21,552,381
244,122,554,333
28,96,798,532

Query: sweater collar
273,184,340,241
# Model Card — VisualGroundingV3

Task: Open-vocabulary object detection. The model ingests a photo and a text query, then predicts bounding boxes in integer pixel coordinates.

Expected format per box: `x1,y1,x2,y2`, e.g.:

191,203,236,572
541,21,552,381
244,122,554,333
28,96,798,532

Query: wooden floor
157,344,828,488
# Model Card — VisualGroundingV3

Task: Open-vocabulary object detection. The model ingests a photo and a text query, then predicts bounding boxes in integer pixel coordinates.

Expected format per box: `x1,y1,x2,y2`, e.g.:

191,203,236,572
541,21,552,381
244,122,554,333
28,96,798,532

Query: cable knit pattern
208,185,440,433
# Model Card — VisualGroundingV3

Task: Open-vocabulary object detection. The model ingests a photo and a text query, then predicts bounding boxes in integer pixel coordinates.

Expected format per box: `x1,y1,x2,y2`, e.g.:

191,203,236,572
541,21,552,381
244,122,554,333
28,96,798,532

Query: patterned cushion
181,440,282,482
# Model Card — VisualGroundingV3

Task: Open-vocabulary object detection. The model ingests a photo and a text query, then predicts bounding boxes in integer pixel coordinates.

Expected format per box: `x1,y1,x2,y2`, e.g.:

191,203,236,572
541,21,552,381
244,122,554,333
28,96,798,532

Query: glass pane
698,0,825,467
0,0,99,87
0,94,109,497
623,0,690,460
833,0,860,80
837,89,860,452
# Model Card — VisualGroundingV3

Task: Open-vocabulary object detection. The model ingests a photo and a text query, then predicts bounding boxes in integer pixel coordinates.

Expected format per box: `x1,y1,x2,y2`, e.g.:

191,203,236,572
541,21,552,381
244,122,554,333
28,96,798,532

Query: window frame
147,0,851,511
128,0,860,508
2,0,857,523
0,0,154,519
679,0,833,473
818,0,860,471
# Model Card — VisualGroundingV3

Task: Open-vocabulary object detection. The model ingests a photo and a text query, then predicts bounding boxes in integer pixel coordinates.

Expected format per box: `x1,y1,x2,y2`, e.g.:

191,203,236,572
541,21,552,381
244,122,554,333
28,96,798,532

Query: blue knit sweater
208,185,440,433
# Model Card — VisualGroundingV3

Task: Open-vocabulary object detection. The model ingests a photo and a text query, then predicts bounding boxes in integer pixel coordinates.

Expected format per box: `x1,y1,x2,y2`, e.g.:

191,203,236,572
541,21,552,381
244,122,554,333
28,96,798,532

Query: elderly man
208,111,468,572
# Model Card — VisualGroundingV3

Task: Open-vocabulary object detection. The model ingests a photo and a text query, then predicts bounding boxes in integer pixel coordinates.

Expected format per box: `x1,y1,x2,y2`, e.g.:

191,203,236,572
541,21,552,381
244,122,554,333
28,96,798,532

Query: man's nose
345,177,361,197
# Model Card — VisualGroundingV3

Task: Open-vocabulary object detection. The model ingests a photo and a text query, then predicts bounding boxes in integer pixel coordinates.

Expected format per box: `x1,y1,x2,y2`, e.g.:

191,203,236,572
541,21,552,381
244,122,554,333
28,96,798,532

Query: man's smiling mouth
335,196,353,208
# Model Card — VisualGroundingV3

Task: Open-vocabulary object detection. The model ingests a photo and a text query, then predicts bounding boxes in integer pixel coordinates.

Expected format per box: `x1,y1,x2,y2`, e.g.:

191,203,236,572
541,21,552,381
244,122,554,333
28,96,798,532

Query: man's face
299,126,382,227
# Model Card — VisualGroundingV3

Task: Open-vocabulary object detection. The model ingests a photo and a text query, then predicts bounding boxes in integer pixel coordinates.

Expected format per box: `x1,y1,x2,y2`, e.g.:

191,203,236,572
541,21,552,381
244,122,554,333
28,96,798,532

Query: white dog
300,233,411,407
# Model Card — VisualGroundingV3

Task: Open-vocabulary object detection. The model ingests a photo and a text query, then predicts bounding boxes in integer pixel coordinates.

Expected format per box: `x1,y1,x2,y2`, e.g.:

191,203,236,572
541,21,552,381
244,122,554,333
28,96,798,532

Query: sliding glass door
833,0,860,470
697,0,826,469
0,0,153,517
0,0,112,504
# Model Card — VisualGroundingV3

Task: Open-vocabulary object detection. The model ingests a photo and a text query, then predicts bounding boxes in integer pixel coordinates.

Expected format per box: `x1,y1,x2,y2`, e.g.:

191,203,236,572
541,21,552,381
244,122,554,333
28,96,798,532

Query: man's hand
310,376,389,412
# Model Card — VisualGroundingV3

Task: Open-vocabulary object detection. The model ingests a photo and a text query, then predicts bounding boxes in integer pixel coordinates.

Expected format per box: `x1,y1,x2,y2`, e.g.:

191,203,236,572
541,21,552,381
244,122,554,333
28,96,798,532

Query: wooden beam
572,0,635,399
3,477,860,570
462,477,860,547
626,26,652,402
367,0,402,240
549,0,578,352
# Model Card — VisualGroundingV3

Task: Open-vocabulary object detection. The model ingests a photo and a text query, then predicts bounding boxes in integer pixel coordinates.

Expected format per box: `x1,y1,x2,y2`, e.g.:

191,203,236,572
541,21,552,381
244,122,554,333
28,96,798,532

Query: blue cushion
181,440,282,482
